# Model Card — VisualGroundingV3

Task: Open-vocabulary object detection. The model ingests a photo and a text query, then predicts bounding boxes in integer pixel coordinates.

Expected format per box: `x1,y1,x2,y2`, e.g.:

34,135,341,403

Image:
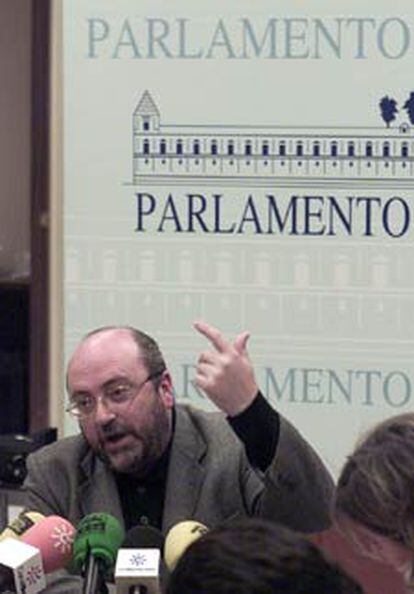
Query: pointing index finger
233,331,250,354
194,320,228,352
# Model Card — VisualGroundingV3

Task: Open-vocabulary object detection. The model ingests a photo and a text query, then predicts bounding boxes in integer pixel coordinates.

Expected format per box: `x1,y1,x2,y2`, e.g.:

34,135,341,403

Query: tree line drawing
379,93,414,127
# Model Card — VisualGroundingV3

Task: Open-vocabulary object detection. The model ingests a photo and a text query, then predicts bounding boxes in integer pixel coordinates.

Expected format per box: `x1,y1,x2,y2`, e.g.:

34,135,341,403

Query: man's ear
375,536,414,575
338,515,414,574
158,371,175,408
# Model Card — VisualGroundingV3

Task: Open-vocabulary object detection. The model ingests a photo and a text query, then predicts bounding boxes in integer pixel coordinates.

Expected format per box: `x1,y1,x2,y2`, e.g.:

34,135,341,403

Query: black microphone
123,526,164,551
73,512,125,594
115,525,166,594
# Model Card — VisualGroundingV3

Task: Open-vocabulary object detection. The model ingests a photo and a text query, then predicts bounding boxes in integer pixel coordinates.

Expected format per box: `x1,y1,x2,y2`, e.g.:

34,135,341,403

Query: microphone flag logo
129,552,147,566
51,523,75,553
26,563,44,586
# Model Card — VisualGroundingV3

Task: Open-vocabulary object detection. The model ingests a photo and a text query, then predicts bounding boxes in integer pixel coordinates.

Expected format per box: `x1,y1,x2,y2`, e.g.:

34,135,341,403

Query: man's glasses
66,370,164,419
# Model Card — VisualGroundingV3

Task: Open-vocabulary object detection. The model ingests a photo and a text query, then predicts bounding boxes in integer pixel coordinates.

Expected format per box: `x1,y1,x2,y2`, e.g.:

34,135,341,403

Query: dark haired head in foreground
334,413,414,588
166,518,363,594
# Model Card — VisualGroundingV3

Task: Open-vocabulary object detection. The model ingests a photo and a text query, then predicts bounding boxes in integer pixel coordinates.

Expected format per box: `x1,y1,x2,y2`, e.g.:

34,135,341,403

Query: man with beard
23,322,333,593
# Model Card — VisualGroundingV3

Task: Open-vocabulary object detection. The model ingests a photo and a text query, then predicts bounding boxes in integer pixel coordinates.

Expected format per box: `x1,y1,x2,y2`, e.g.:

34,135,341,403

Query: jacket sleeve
256,414,334,532
22,450,84,594
23,449,69,517
229,394,334,532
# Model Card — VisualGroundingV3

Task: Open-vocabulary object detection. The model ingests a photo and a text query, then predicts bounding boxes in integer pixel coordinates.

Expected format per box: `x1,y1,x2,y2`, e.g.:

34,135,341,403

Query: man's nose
93,394,116,424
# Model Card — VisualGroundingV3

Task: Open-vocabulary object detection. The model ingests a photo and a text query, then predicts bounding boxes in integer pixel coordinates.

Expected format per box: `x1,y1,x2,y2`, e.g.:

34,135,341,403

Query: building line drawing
132,90,414,187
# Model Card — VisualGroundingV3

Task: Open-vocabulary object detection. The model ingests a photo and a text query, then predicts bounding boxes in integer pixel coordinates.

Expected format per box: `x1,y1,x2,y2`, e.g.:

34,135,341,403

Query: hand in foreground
194,320,259,417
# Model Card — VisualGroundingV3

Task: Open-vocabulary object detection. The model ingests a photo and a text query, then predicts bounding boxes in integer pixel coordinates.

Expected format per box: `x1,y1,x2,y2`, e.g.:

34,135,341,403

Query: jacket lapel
75,406,205,535
78,451,125,531
162,406,206,534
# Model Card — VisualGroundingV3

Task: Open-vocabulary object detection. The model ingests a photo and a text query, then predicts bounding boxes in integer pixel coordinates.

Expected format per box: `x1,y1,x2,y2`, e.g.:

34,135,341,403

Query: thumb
234,331,250,354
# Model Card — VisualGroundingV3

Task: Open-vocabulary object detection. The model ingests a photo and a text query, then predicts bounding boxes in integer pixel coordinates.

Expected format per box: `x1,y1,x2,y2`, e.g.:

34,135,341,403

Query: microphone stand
82,544,109,594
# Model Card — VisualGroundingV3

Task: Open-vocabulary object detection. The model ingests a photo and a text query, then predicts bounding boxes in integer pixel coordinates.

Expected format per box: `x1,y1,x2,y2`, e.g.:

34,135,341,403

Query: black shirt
115,392,280,531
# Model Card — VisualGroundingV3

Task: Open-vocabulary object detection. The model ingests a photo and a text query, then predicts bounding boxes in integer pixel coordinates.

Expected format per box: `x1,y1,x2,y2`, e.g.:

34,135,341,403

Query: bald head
66,326,174,475
68,326,166,389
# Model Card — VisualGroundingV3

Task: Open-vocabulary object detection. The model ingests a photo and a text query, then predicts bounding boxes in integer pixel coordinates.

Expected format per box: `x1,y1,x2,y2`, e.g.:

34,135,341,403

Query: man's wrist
227,392,280,471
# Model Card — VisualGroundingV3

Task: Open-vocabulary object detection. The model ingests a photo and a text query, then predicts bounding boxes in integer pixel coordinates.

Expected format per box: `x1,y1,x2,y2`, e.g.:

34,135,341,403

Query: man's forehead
77,329,139,356
68,329,144,375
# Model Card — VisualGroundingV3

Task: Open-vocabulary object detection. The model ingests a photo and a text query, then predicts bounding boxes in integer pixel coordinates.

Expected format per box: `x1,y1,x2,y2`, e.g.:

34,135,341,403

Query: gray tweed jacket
23,404,334,593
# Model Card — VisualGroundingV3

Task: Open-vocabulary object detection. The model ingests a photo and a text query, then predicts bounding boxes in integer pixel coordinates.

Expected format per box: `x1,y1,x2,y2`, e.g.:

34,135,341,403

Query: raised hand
194,320,259,416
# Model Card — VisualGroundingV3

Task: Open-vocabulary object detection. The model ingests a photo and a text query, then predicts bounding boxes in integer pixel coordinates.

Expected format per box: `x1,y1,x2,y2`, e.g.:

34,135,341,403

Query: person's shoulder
176,403,238,441
27,433,89,465
176,403,225,424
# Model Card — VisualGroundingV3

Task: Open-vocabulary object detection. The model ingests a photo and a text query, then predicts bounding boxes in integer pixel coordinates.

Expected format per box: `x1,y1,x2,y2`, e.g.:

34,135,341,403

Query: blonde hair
334,413,414,550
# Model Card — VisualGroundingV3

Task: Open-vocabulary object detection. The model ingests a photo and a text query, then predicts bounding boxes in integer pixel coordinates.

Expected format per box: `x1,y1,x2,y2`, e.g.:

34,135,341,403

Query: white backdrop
62,0,414,477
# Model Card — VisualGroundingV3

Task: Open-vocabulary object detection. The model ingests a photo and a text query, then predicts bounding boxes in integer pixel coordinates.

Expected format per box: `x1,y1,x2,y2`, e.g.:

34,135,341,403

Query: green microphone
73,512,125,594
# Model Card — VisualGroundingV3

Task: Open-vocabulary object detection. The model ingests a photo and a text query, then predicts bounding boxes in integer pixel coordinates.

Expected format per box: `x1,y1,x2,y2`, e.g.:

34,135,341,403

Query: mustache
100,422,128,440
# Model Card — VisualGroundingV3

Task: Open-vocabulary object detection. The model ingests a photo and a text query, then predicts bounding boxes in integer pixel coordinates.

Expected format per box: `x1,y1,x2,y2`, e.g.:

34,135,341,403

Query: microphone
164,521,208,571
123,526,164,551
0,538,46,594
115,525,165,594
0,511,45,542
0,514,75,593
21,515,76,573
73,512,124,594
